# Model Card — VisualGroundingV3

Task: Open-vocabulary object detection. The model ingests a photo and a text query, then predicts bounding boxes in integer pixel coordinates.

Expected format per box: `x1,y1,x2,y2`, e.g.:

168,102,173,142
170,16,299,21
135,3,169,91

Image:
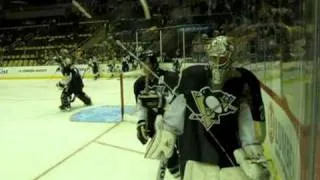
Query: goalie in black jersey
56,58,92,111
133,50,181,178
144,36,270,180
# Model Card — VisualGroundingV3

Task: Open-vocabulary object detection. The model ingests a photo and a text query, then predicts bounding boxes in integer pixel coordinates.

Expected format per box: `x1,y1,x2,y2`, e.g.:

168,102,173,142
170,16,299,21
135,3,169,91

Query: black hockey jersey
175,64,265,173
89,58,99,74
134,69,179,136
61,66,84,92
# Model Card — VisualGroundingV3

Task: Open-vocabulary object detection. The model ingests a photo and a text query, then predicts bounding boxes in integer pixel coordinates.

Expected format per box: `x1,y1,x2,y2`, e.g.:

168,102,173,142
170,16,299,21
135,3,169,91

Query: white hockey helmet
63,57,73,67
206,36,234,84
60,48,69,54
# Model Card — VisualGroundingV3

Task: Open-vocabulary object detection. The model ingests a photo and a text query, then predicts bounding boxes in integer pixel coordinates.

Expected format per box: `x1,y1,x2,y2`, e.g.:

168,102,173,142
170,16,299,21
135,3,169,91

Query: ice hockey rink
0,78,177,180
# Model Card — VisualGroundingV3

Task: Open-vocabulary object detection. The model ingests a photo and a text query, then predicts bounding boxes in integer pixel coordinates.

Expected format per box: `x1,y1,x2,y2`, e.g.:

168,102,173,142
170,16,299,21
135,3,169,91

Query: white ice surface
0,78,176,180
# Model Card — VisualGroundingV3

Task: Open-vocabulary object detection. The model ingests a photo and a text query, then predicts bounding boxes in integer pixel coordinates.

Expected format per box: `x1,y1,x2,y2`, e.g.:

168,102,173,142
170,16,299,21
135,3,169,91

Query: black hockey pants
61,87,92,107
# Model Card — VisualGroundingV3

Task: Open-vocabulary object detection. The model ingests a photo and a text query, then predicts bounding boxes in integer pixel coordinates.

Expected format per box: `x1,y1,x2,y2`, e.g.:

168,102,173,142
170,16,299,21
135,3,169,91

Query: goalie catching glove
56,81,68,90
233,144,270,180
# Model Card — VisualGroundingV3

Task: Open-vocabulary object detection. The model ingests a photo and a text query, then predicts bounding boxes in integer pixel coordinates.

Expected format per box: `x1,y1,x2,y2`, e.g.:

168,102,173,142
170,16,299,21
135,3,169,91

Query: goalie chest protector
61,66,84,89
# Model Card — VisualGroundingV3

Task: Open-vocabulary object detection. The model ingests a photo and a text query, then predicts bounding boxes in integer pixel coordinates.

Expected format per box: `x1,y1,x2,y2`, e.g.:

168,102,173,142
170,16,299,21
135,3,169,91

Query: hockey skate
85,101,92,106
59,105,71,112
83,97,92,106
74,92,92,106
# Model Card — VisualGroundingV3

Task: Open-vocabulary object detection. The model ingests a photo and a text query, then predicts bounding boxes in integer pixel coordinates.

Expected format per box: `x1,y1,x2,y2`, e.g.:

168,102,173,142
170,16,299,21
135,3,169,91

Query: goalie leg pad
183,160,220,180
220,167,250,180
145,115,176,160
75,91,92,105
183,161,250,180
60,90,71,110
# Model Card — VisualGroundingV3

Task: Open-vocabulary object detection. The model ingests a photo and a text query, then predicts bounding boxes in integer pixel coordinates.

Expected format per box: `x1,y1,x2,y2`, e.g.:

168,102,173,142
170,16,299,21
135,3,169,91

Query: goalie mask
62,57,73,67
141,50,159,74
60,48,69,57
206,36,234,84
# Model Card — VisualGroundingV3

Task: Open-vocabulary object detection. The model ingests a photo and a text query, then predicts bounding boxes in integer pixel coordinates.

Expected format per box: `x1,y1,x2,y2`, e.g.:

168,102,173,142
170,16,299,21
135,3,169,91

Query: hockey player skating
88,56,100,80
144,36,270,180
133,50,181,179
56,58,92,111
172,58,182,73
122,55,130,72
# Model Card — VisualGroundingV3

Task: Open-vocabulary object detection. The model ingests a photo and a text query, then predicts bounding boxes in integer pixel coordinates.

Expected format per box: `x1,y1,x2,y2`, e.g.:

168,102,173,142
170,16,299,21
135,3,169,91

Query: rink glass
132,7,320,179
236,1,320,179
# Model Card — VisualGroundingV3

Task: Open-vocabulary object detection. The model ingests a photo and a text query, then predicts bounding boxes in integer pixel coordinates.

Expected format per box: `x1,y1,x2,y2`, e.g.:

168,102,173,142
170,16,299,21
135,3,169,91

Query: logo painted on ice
190,87,238,130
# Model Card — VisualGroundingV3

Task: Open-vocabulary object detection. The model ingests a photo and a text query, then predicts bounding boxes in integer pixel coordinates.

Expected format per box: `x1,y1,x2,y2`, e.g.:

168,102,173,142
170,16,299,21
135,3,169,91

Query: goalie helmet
141,50,159,70
206,36,234,84
64,57,73,66
60,48,69,56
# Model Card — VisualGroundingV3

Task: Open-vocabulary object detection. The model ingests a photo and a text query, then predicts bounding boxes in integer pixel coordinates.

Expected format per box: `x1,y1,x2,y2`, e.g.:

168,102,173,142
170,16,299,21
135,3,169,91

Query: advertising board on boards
267,101,301,180
0,68,8,74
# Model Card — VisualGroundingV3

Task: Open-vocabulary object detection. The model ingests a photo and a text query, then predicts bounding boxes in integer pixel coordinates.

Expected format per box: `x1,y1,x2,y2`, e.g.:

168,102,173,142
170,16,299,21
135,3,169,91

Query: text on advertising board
18,69,47,73
0,68,8,74
268,103,298,180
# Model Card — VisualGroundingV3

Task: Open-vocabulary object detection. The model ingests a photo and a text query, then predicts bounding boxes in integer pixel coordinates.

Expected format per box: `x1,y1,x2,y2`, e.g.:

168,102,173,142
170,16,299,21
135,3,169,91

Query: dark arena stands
0,0,309,67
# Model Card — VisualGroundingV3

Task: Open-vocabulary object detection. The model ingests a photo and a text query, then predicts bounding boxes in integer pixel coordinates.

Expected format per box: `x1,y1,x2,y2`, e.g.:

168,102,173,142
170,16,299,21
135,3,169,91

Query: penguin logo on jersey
190,86,238,130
